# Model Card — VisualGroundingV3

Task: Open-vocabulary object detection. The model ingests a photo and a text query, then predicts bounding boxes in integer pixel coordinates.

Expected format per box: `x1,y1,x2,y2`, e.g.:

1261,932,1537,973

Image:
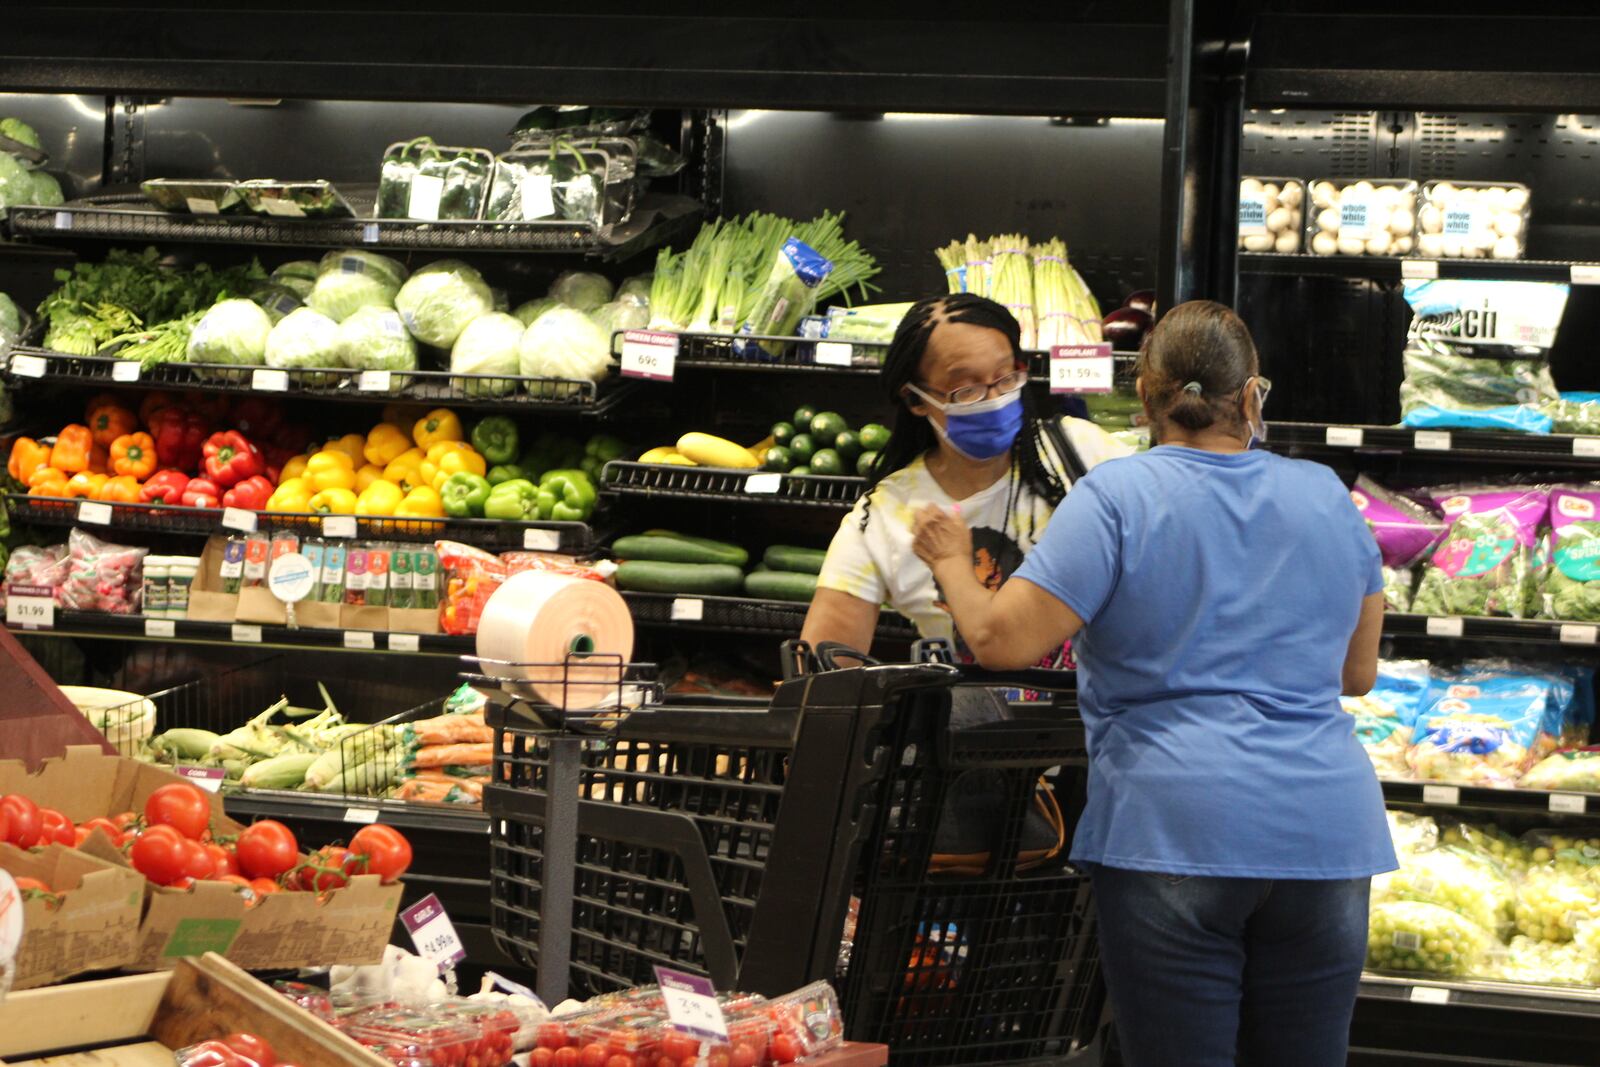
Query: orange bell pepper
97,475,143,503
109,432,158,479
88,403,137,447
26,467,69,498
6,437,52,483
50,424,93,473
65,472,108,499
88,442,110,475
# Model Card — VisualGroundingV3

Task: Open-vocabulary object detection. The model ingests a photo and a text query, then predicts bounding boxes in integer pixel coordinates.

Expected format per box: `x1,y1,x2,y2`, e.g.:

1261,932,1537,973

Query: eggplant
1122,290,1157,314
1102,306,1153,350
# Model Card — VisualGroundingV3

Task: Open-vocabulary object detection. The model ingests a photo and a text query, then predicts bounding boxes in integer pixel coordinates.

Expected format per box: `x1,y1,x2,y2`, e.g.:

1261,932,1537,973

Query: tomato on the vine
144,783,211,840
581,1044,611,1067
348,824,412,884
2,795,41,848
206,843,241,878
180,838,217,881
37,808,74,847
248,877,281,896
79,817,124,846
531,1051,556,1067
235,820,298,880
110,811,140,831
130,824,189,885
299,846,353,892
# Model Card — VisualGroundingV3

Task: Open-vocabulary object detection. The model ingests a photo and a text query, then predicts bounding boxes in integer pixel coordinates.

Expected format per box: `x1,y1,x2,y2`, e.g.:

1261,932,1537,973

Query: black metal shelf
1382,613,1600,647
224,790,488,836
1240,253,1600,284
1269,422,1600,467
1359,975,1600,1020
8,610,472,655
2,348,638,417
1380,778,1600,817
621,590,916,641
601,460,866,509
5,191,703,262
4,494,600,554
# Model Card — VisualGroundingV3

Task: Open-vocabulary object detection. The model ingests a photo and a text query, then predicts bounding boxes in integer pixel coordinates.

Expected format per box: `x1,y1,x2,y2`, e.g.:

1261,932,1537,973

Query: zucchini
763,545,827,575
613,533,749,567
744,570,819,602
616,561,745,595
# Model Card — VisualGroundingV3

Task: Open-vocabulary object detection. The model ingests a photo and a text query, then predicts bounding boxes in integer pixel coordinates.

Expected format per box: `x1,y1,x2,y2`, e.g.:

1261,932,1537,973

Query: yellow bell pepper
429,448,488,492
395,485,446,533
308,487,358,515
419,441,475,488
304,451,358,492
265,477,314,513
383,448,427,493
413,408,464,450
355,479,404,517
322,433,367,467
278,454,310,484
363,423,411,468
355,463,385,492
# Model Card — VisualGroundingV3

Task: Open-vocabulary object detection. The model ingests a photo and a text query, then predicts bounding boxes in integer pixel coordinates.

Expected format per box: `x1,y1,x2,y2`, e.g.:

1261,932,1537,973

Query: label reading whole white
1442,206,1486,240
1237,193,1269,236
1339,194,1374,240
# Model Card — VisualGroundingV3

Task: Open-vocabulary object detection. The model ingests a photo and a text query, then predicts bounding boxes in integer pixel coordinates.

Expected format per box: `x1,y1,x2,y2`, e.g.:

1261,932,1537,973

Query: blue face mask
909,386,1025,461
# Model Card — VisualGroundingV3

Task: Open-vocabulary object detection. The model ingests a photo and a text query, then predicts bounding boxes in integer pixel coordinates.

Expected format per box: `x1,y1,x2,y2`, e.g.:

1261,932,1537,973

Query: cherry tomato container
346,1006,491,1067
761,982,843,1063
272,980,336,1023
578,1010,669,1063
430,1001,520,1064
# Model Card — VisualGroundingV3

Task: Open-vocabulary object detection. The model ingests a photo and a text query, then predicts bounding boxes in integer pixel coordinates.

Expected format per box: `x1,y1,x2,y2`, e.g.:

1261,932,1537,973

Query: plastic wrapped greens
248,282,303,324
1542,392,1600,436
1407,668,1567,787
590,299,648,338
487,138,639,228
1543,485,1600,621
377,138,493,221
307,250,406,323
548,270,614,313
336,306,418,386
1372,846,1515,936
1367,900,1491,976
1342,659,1434,778
264,307,343,385
449,312,524,397
394,259,494,348
517,306,612,396
1350,476,1446,611
512,297,561,327
616,274,652,305
734,237,835,360
1411,485,1549,618
271,260,319,298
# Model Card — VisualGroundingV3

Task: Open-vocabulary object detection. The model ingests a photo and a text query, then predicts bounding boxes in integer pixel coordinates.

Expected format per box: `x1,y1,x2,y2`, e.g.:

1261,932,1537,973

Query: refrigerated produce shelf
601,460,865,508
1269,422,1600,467
1240,253,1600,284
6,610,472,655
621,589,916,640
1381,613,1600,648
1359,974,1600,1019
1380,779,1600,816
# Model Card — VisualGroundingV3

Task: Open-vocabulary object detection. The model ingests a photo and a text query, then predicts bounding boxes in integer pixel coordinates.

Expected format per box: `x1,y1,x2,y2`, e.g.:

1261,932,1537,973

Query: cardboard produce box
0,953,390,1065
0,843,145,990
0,747,402,972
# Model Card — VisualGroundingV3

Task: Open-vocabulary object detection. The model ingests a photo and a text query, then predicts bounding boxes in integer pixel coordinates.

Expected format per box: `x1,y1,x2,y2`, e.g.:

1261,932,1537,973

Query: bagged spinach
1411,485,1549,618
1350,475,1447,611
1545,485,1600,622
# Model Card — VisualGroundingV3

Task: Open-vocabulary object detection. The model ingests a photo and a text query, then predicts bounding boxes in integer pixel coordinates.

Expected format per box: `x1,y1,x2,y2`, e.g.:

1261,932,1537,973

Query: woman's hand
912,504,972,571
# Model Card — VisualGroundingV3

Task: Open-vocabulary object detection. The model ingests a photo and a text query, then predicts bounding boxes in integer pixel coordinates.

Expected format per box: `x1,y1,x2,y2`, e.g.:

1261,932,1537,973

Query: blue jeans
1090,865,1370,1067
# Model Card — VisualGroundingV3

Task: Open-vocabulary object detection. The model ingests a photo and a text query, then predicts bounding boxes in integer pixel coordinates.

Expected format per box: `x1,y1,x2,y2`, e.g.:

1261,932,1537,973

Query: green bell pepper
584,433,627,464
541,471,596,521
470,416,520,465
578,455,603,480
440,472,492,518
487,463,527,486
535,488,558,520
484,478,540,520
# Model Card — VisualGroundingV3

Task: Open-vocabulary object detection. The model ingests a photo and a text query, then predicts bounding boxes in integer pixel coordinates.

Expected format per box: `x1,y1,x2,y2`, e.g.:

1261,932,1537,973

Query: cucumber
744,570,819,602
612,534,748,567
616,561,745,595
763,545,827,575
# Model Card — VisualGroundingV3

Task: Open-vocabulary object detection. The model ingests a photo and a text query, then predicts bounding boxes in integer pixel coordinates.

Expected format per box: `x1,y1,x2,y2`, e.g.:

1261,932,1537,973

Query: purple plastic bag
1351,475,1448,568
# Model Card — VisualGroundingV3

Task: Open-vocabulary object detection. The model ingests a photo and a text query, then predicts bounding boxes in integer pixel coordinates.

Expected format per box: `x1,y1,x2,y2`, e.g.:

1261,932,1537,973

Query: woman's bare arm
1342,592,1386,696
800,587,882,660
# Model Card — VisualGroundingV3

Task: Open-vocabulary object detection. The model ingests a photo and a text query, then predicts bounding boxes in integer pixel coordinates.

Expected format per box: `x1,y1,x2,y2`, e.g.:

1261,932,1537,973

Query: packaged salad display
1342,659,1434,778
1410,485,1549,618
1543,484,1600,621
1406,668,1567,787
1350,476,1447,612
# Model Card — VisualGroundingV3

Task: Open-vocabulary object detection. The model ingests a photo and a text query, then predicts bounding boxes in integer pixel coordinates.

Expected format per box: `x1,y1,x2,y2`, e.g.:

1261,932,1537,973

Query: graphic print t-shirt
816,417,1132,663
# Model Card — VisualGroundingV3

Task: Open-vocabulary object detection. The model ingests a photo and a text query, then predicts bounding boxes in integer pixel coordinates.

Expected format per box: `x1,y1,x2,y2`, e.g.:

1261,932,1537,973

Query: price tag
654,966,729,1041
402,893,467,972
1049,343,1114,395
5,585,55,630
387,632,420,652
53,211,73,230
344,629,376,649
1413,431,1452,451
671,598,704,621
1550,793,1588,814
1237,193,1268,236
1409,986,1452,1006
1325,426,1364,447
322,515,358,539
1574,437,1600,458
144,619,176,638
0,872,22,981
814,341,853,367
344,806,380,825
251,368,288,392
362,222,381,244
1425,616,1464,638
523,528,561,551
176,767,226,793
1400,259,1439,280
259,198,305,218
358,370,392,392
1560,623,1599,645
221,507,258,533
111,360,141,382
620,330,679,381
744,473,782,494
8,354,46,378
407,174,445,221
185,197,220,215
1422,785,1461,806
1570,265,1600,286
77,501,112,526
521,174,556,220
231,623,262,643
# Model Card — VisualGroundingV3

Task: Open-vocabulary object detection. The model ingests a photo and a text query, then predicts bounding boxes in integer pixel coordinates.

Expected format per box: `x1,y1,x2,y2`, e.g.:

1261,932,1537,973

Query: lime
788,433,816,464
859,423,891,452
857,450,879,477
809,411,849,442
790,465,811,476
771,421,797,447
810,448,844,476
762,446,793,473
793,404,818,429
833,430,861,463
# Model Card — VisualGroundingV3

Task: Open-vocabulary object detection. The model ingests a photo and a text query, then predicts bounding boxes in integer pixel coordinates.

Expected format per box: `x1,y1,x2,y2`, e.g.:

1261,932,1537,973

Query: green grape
1368,901,1491,977
1440,822,1532,875
1470,935,1597,986
1513,866,1600,943
1388,811,1439,857
1373,847,1515,936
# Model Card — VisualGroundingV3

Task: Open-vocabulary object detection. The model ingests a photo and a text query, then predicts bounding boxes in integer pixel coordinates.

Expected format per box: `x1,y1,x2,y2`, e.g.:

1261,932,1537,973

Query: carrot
407,742,493,769
403,713,494,747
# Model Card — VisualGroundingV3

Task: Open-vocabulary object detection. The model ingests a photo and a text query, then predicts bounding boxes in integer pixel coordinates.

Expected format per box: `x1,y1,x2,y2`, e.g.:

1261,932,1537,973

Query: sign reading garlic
1238,178,1304,253
1308,179,1417,257
1416,181,1529,260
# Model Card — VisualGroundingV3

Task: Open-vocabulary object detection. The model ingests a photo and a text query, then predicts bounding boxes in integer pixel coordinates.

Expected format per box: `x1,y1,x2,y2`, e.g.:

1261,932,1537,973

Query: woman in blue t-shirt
911,300,1394,1067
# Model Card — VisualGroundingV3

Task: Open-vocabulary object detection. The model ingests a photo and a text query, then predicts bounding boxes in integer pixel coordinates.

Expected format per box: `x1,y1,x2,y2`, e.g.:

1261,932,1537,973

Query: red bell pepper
201,431,263,488
139,469,191,505
185,391,232,425
137,391,181,428
270,423,315,456
180,478,222,508
221,475,274,511
150,408,209,473
231,397,283,438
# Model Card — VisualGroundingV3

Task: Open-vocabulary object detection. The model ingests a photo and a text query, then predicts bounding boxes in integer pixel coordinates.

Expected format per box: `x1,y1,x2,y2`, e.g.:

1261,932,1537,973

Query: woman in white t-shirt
801,293,1129,662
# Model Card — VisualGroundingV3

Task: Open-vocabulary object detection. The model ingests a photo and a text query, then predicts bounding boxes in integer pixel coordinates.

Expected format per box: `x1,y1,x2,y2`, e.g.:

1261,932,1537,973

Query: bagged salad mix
1341,659,1434,778
1542,391,1600,436
1543,484,1600,621
1406,665,1568,787
1410,485,1549,618
1350,476,1446,612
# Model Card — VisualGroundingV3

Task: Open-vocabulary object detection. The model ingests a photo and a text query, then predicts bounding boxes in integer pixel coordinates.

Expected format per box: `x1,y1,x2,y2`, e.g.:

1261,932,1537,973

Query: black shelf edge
1240,253,1600,284
6,193,703,262
2,348,638,417
7,610,472,655
601,461,866,509
1380,779,1600,816
4,494,599,555
620,590,916,641
1269,422,1600,468
1359,974,1600,1019
224,790,488,835
1381,613,1600,647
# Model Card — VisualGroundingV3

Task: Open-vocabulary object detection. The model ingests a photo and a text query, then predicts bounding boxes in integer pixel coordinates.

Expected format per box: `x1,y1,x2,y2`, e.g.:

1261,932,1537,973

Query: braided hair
858,293,1068,539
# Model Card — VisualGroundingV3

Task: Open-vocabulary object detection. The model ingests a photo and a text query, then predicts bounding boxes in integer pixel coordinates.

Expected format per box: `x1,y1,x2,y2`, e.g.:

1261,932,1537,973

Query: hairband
1182,381,1204,395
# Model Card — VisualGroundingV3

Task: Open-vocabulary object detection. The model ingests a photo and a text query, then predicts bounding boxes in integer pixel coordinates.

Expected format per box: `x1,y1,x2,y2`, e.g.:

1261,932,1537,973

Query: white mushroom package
1308,178,1417,257
1238,177,1305,253
1417,181,1530,260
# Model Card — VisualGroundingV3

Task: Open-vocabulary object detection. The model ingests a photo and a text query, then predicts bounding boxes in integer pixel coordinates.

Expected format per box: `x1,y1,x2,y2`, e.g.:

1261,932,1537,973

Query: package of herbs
140,179,247,215
237,180,355,219
487,138,638,229
377,138,493,221
1399,279,1567,431
733,237,835,360
1340,659,1434,778
1411,485,1549,618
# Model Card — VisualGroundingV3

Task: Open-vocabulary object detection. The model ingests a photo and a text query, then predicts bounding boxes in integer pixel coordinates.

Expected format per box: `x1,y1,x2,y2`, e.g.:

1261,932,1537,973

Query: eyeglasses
910,368,1029,408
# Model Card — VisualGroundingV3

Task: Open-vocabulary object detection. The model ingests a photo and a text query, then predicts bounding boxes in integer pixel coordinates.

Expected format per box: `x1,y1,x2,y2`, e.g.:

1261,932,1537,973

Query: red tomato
168,877,196,890
0,806,9,844
728,1044,758,1067
235,820,298,879
553,1049,581,1067
206,843,241,878
221,1031,276,1065
299,846,351,892
606,1055,635,1067
181,838,217,881
659,1036,697,1062
175,1040,246,1067
706,1054,729,1067
348,824,412,883
144,783,211,839
656,1059,679,1067
12,876,50,893
1,795,41,848
248,876,281,895
73,826,91,846
537,1023,572,1050
37,808,74,847
531,1051,556,1067
130,824,189,885
110,811,140,831
768,1034,800,1064
581,1045,611,1067
79,817,124,846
